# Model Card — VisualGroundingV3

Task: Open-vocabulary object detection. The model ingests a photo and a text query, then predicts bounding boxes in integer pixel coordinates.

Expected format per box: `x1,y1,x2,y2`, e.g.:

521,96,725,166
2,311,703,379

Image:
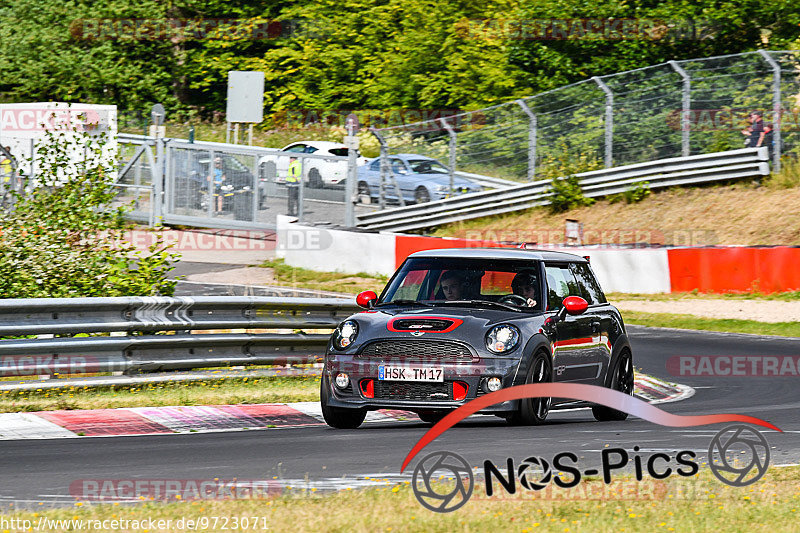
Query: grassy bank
261,259,387,295
6,466,798,532
0,375,320,413
433,178,800,247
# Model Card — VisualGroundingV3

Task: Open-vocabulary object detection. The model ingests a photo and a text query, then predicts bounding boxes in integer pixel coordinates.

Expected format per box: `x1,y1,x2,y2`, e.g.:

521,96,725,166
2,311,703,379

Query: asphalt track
2,326,799,506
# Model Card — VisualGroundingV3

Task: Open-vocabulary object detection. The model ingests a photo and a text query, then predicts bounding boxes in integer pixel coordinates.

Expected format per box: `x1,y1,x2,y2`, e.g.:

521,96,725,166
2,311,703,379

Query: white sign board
226,71,265,123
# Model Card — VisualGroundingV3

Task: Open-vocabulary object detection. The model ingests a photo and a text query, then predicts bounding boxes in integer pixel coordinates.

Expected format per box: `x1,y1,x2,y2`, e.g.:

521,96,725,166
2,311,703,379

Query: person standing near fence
0,146,13,185
286,156,301,216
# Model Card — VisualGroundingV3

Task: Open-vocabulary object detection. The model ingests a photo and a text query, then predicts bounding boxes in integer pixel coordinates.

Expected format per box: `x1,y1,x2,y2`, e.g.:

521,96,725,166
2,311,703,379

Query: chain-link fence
374,50,800,183
115,136,373,229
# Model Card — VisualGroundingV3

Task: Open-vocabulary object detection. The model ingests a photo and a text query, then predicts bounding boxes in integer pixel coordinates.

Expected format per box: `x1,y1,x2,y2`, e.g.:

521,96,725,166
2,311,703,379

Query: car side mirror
356,290,378,309
562,296,589,316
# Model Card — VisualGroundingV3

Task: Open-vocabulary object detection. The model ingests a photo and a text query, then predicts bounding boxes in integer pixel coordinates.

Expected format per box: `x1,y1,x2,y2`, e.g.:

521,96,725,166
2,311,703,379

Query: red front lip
386,316,464,333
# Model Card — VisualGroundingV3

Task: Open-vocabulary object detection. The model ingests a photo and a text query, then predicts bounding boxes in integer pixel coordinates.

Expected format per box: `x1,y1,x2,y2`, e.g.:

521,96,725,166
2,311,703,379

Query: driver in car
440,270,466,300
512,271,539,308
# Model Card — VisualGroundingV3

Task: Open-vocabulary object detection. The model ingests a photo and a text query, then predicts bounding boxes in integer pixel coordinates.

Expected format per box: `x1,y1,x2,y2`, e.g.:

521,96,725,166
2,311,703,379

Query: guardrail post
439,118,457,193
516,99,537,180
668,60,692,157
592,76,614,168
758,49,782,172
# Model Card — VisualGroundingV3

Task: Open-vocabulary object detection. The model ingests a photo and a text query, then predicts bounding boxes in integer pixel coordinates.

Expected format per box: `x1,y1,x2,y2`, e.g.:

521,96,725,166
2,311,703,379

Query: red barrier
667,247,800,293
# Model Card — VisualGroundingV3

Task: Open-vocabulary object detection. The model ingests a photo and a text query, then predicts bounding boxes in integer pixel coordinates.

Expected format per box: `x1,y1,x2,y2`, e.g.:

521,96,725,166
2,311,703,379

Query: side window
570,263,607,304
369,159,381,171
305,146,319,153
390,159,407,174
544,264,580,310
285,144,306,153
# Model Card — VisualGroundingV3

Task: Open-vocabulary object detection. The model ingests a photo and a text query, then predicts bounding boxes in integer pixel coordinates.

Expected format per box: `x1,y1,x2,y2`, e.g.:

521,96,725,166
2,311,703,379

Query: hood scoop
387,317,462,332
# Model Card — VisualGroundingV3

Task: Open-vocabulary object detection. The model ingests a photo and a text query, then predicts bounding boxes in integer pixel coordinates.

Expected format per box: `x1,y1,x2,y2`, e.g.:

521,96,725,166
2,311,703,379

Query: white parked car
258,141,368,189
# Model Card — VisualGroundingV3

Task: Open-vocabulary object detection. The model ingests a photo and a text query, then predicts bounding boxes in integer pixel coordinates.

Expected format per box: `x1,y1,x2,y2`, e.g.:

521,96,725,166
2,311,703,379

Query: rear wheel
320,376,366,429
414,186,430,204
507,352,551,425
592,350,634,422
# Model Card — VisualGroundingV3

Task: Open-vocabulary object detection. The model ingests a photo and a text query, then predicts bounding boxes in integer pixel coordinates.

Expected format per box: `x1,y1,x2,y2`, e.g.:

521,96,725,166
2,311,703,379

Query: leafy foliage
2,0,797,115
547,174,595,213
0,131,179,298
609,180,651,204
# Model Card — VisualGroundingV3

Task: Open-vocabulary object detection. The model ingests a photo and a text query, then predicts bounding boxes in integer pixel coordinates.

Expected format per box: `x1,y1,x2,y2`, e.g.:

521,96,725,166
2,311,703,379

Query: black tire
308,168,324,189
418,411,449,425
592,350,634,422
507,351,551,425
320,375,366,429
357,181,371,198
414,186,431,204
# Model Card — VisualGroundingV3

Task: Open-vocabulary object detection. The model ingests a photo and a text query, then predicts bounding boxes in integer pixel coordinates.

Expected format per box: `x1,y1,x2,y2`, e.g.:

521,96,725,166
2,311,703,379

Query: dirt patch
614,298,800,323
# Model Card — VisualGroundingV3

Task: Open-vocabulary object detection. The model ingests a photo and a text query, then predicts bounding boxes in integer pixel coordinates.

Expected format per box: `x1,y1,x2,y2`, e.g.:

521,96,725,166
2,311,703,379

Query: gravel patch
614,299,800,323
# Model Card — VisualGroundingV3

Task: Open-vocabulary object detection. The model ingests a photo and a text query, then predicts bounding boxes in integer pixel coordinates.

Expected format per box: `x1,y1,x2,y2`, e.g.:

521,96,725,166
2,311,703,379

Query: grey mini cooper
321,248,634,429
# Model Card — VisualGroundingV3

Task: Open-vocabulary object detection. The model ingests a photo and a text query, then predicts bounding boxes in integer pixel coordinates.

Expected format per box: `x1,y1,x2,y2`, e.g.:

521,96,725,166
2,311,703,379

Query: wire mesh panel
601,64,684,165
678,52,773,155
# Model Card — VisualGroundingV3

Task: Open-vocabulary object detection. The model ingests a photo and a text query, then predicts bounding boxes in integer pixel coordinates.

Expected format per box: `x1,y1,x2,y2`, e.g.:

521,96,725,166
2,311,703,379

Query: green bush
609,181,652,204
0,131,180,298
547,174,595,213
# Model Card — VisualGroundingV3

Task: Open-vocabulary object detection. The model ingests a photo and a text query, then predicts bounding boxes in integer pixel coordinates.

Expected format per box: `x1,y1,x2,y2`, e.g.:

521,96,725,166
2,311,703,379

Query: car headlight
435,184,448,192
333,320,359,350
485,324,521,353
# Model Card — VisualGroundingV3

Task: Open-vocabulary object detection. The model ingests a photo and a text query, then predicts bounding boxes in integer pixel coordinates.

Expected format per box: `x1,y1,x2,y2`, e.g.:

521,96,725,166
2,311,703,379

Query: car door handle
591,321,601,334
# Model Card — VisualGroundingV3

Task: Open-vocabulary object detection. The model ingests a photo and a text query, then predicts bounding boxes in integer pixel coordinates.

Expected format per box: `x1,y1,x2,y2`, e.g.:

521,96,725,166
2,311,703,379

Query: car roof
392,154,437,161
407,247,587,262
283,141,347,150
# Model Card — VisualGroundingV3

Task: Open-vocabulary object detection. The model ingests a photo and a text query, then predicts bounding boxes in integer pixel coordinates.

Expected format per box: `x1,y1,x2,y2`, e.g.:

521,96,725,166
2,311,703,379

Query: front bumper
323,352,523,414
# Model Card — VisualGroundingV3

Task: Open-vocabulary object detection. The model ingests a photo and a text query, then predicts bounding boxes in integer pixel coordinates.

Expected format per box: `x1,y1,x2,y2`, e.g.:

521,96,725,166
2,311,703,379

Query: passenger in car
512,271,540,307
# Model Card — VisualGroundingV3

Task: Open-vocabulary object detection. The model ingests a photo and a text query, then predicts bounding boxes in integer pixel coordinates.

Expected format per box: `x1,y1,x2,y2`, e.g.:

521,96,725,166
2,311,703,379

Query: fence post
516,99,537,180
668,60,691,157
439,118,457,193
370,127,388,209
153,138,164,227
758,49,782,172
592,76,614,168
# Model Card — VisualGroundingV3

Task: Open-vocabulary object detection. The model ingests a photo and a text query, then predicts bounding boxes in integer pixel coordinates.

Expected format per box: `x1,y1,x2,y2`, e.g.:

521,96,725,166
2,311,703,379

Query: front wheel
414,186,431,204
320,376,366,429
507,352,551,425
592,351,634,422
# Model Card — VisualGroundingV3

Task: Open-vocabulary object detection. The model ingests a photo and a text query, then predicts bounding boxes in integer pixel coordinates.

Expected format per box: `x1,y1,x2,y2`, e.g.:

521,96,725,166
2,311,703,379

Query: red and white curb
0,374,690,441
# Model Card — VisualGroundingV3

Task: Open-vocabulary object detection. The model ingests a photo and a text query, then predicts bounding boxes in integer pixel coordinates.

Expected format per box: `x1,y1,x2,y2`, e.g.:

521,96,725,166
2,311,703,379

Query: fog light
487,377,502,392
335,373,350,389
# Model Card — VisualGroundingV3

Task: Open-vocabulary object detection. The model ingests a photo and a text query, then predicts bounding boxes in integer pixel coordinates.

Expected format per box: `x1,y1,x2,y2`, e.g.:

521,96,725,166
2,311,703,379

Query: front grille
375,381,452,401
358,340,473,362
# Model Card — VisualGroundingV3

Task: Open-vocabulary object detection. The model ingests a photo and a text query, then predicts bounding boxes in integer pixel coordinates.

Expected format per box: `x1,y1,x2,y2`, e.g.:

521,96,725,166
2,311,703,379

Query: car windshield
378,256,544,311
408,159,449,174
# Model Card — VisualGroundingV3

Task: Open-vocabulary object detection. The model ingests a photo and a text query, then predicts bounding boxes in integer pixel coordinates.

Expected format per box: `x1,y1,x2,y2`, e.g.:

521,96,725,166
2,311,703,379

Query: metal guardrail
356,147,770,232
0,297,359,376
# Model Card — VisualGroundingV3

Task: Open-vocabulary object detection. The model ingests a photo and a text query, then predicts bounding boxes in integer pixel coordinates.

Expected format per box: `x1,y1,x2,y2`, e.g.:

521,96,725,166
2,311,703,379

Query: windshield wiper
433,300,522,312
